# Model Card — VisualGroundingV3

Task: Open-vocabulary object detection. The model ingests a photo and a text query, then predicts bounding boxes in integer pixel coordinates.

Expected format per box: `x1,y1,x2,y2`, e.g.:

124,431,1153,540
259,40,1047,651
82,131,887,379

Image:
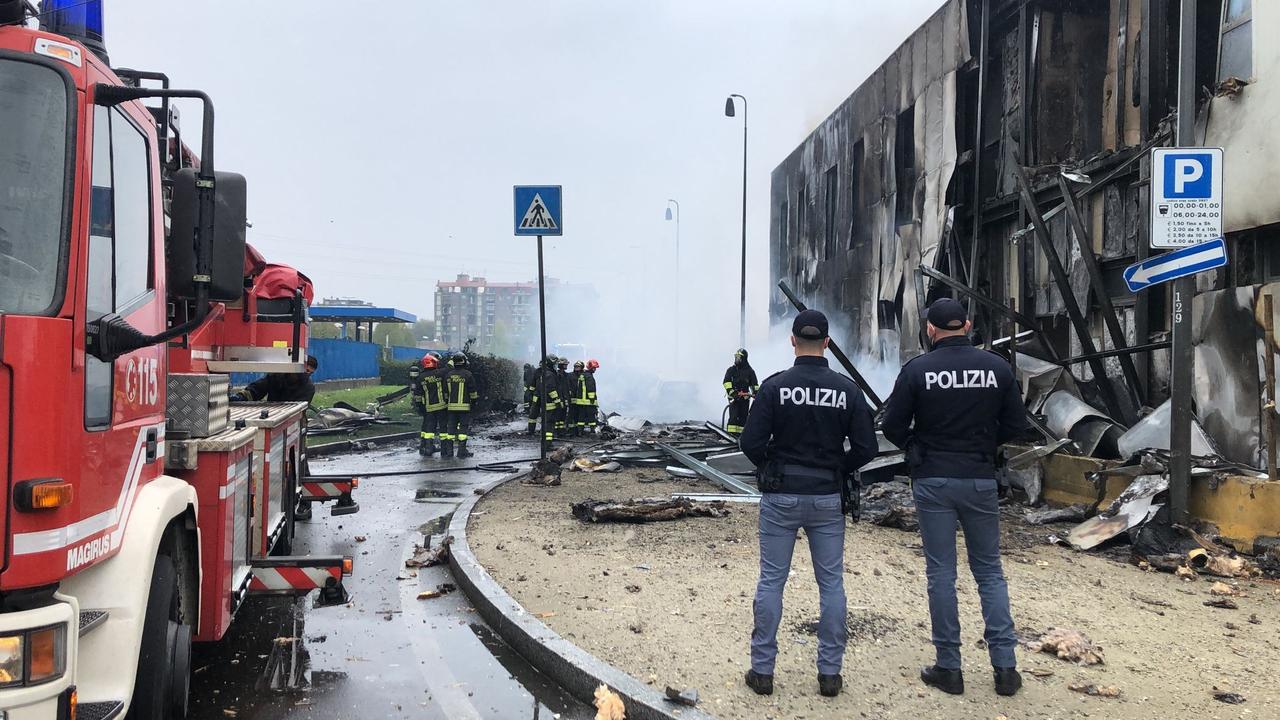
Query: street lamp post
725,94,748,349
665,199,681,368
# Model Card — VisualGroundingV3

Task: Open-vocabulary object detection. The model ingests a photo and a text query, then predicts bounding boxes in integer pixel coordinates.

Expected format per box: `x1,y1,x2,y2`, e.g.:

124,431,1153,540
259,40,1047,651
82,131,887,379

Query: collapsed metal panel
1192,286,1263,468
657,443,759,496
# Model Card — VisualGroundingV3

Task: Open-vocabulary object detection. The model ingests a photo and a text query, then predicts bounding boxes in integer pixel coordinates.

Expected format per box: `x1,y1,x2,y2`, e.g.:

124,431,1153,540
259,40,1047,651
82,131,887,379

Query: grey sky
107,0,944,356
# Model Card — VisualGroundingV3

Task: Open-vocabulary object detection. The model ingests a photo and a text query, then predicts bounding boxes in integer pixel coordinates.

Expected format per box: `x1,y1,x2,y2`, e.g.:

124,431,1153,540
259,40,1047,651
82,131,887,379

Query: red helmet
422,355,438,369
587,359,600,371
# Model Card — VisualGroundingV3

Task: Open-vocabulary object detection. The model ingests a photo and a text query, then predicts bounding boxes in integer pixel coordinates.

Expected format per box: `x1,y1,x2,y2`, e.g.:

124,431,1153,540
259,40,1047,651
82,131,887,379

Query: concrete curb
449,470,717,720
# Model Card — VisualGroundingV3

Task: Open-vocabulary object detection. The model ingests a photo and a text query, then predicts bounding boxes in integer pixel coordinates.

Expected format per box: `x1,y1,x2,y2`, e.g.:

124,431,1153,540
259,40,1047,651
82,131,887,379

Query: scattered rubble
1024,504,1089,525
663,686,699,707
1068,683,1121,698
593,684,626,720
1209,581,1239,597
405,537,451,568
573,458,622,473
571,497,730,523
416,583,456,601
1026,628,1105,665
859,481,917,531
1203,598,1239,610
1213,689,1247,704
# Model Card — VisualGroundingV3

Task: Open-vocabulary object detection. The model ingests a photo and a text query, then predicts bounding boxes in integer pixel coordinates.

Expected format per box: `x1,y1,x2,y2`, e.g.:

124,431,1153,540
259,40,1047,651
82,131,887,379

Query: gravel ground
470,468,1280,720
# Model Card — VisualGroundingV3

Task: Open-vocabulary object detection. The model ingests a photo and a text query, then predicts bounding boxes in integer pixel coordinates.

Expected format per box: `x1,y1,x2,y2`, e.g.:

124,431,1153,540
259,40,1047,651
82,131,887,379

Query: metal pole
739,100,749,349
1265,293,1277,481
668,199,681,370
1168,0,1196,523
537,235,549,461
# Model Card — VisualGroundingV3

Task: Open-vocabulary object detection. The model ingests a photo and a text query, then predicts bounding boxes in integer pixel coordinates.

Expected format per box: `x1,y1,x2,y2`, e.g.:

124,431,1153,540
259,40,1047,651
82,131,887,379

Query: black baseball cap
926,298,968,331
792,309,829,340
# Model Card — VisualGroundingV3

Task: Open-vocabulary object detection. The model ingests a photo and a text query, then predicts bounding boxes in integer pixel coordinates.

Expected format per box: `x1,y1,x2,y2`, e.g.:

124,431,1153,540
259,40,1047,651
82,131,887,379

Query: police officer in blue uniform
738,309,878,698
881,298,1031,697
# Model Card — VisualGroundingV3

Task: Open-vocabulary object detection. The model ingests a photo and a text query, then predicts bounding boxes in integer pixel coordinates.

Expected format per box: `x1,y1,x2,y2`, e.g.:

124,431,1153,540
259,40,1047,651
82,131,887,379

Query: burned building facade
770,0,1278,471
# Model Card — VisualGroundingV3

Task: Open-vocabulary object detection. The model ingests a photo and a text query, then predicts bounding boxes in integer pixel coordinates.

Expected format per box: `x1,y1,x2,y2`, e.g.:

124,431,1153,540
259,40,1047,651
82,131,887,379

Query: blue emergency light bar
40,0,107,60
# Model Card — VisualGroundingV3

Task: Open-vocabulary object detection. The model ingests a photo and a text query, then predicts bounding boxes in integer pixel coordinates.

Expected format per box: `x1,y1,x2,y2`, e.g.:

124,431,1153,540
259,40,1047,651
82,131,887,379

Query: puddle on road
469,623,594,719
415,487,462,500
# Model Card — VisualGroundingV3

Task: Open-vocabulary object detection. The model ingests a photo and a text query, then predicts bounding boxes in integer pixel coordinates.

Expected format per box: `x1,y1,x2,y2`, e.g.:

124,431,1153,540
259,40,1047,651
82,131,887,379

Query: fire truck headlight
27,625,67,684
0,624,69,688
0,633,23,687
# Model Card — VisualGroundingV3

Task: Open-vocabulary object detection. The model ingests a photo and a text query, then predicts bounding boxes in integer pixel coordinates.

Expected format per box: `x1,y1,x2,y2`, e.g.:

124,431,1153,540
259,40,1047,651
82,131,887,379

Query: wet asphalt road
187,422,595,720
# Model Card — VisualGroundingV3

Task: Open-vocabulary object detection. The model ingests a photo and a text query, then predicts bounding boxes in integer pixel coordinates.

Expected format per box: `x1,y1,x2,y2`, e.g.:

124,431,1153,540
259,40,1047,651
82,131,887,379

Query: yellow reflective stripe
726,424,744,433
723,382,734,390
440,433,455,440
456,434,468,441
420,432,434,439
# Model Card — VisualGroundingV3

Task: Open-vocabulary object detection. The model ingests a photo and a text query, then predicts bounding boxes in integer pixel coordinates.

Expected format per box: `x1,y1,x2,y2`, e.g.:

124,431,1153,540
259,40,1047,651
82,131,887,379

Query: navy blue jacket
739,356,878,494
881,336,1030,479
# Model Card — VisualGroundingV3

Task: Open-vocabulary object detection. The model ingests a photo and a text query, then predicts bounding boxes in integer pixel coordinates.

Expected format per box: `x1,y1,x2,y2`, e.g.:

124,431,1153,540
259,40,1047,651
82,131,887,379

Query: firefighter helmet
422,355,438,369
587,359,600,371
735,348,748,362
557,357,569,368
451,352,469,367
574,360,585,371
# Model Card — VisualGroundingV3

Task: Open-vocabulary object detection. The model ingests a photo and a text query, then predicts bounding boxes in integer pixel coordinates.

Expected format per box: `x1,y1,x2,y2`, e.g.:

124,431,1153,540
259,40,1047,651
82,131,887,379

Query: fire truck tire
127,554,192,719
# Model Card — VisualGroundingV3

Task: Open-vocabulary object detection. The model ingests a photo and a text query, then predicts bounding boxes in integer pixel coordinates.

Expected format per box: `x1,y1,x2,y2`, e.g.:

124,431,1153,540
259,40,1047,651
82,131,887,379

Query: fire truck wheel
128,554,192,719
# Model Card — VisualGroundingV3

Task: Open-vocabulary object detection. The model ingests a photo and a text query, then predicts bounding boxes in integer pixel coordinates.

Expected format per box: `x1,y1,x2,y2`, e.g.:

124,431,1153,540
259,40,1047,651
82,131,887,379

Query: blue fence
310,339,380,381
389,345,428,363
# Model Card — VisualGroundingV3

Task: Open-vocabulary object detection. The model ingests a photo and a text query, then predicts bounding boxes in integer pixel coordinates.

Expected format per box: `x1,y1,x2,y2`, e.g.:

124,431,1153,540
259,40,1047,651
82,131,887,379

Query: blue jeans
912,477,1017,669
751,493,846,675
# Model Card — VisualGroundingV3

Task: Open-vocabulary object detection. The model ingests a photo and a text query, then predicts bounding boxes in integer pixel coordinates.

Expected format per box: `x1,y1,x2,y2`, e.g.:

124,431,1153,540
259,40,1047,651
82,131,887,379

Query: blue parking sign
1162,153,1214,198
1150,147,1222,248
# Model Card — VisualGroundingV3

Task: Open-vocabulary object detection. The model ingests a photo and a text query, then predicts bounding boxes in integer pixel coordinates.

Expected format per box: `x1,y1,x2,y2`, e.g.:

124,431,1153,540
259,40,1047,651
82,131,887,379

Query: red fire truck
0,2,357,717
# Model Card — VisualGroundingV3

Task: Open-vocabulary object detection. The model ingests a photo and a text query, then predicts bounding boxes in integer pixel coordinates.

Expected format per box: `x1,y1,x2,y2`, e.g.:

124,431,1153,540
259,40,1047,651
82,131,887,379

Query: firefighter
523,363,538,435
532,356,562,448
569,361,591,436
585,359,601,432
234,355,319,403
418,354,448,456
723,349,759,435
554,356,571,438
443,352,480,458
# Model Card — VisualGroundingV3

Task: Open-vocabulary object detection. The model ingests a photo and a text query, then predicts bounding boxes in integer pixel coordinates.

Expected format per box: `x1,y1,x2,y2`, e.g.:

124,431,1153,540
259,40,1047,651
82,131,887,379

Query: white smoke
538,277,902,422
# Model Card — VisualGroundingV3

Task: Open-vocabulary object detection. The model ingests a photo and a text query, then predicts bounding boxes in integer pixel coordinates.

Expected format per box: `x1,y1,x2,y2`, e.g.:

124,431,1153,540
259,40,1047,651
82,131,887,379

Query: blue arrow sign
1124,237,1227,293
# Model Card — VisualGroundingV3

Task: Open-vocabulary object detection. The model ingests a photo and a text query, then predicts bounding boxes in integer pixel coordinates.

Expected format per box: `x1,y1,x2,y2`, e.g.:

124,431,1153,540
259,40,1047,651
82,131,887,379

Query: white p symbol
1174,159,1204,194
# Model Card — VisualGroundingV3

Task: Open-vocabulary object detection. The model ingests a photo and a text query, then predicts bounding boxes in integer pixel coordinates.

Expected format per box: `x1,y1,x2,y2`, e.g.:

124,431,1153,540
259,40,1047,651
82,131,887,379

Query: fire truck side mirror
169,168,248,302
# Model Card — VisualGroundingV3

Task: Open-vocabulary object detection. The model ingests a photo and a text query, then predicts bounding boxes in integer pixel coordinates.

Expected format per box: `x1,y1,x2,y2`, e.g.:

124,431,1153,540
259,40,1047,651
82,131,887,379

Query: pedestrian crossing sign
514,185,563,236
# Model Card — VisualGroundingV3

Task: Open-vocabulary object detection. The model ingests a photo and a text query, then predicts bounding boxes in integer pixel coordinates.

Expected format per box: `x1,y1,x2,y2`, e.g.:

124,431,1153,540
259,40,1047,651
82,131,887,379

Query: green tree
411,318,436,345
373,323,414,347
310,322,341,340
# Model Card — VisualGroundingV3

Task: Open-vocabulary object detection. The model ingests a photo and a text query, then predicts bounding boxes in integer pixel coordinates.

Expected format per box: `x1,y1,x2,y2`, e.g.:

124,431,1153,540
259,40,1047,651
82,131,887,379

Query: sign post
514,186,563,460
1168,0,1211,523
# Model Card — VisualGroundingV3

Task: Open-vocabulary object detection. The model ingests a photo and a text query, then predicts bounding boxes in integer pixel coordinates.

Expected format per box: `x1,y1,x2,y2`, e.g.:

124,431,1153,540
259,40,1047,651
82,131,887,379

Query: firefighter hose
306,459,542,479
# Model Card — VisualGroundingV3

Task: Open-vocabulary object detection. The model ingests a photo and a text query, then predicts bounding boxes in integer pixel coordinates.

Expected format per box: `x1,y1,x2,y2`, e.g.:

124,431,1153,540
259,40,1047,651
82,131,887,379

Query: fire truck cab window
0,59,69,316
85,106,154,428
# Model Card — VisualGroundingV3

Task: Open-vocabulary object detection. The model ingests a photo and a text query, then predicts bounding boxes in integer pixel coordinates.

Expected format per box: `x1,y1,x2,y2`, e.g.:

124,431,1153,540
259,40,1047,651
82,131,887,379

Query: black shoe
818,673,842,697
456,443,474,459
994,667,1022,696
920,665,964,695
744,669,773,696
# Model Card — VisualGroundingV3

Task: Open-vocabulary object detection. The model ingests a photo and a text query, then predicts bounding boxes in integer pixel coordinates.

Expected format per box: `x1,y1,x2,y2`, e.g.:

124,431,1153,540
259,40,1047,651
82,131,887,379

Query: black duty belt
781,464,838,482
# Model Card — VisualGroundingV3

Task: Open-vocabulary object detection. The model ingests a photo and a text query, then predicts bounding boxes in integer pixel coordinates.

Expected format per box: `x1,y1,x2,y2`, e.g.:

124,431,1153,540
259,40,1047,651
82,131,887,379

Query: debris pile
1026,627,1105,665
593,684,626,720
860,481,917,531
571,497,730,524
